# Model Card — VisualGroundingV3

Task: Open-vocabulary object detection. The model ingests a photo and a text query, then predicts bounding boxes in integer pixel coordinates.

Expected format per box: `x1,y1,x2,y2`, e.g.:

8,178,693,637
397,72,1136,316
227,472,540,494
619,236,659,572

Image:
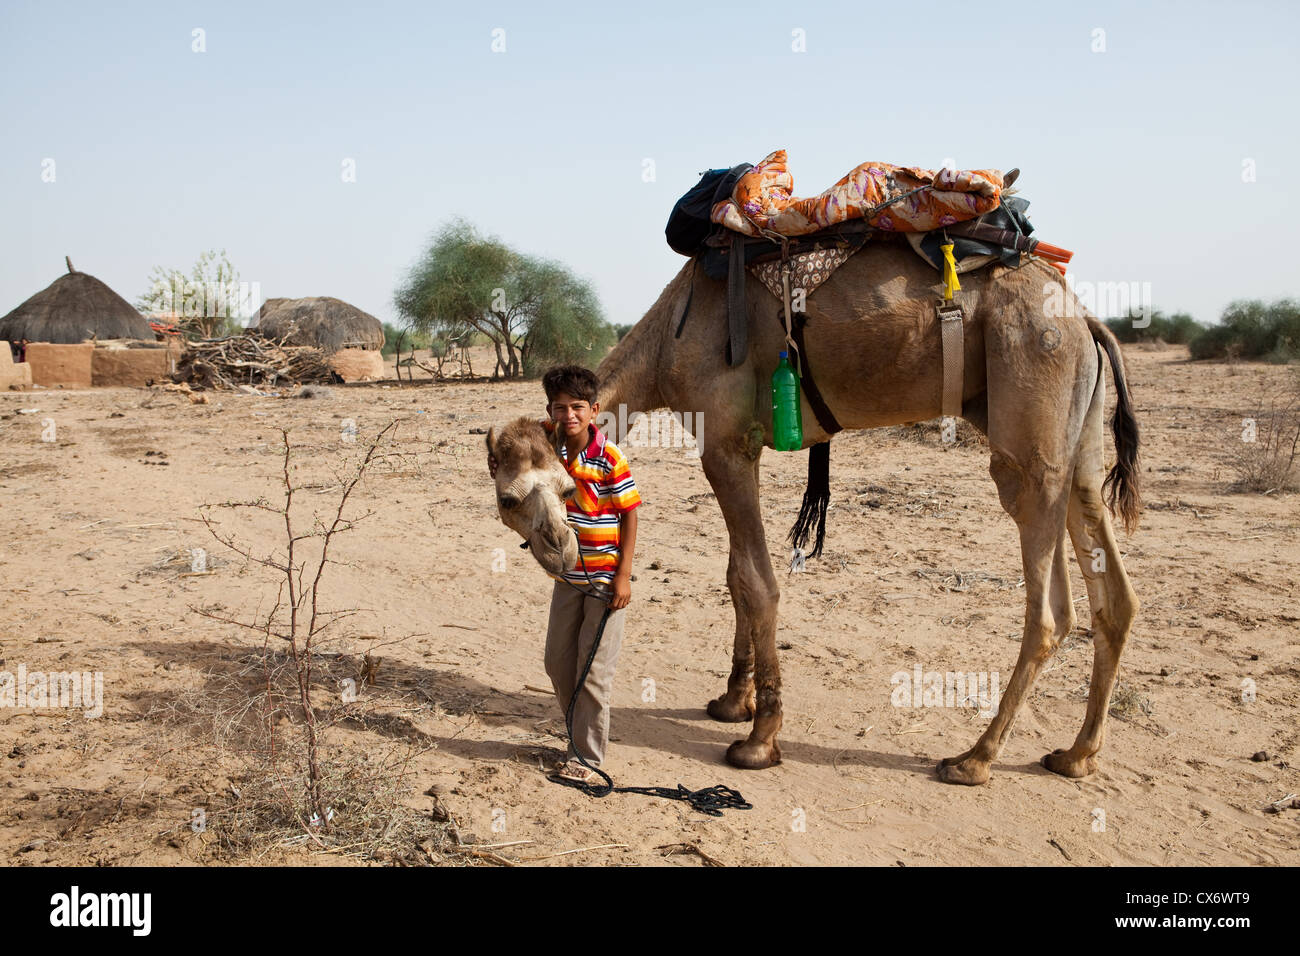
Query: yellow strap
941,241,961,301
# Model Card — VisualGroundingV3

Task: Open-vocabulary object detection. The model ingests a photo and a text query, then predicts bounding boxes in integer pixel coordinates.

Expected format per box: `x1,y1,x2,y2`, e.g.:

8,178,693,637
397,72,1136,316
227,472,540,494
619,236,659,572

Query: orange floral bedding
710,149,1004,236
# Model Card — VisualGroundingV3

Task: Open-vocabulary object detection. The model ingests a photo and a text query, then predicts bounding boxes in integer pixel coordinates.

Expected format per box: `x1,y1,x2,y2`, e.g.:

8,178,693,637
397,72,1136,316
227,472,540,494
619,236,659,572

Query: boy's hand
609,570,632,610
487,452,498,479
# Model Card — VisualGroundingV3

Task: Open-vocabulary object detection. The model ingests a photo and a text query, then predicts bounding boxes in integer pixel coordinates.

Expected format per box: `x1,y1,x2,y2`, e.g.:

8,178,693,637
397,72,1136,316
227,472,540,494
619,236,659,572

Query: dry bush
1108,680,1153,720
155,649,456,863
155,421,475,864
883,417,988,449
1227,371,1300,493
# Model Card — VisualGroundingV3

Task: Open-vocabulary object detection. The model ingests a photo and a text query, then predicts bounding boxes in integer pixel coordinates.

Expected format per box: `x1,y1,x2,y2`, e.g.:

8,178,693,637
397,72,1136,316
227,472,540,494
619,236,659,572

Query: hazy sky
2,0,1295,328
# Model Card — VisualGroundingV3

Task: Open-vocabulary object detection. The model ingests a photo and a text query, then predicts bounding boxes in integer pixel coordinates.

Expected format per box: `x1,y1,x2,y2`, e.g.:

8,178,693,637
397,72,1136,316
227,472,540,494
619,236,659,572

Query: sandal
550,758,600,785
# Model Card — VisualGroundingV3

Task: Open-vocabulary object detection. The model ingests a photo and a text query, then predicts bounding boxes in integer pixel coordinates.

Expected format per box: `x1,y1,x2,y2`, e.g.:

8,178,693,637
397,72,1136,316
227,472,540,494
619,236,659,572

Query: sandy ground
1,345,1297,866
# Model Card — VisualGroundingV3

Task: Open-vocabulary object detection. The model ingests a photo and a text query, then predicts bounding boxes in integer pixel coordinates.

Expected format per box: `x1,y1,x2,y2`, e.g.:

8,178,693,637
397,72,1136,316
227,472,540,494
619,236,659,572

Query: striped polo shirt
541,419,641,591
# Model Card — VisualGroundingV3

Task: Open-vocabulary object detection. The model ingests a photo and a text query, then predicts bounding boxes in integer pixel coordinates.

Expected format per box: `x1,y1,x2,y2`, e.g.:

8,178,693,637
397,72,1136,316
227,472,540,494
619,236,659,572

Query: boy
488,365,641,784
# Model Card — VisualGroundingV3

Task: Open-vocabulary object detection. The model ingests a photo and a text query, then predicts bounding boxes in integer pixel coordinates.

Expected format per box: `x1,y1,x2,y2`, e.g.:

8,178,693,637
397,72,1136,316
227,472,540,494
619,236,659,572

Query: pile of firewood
171,333,341,390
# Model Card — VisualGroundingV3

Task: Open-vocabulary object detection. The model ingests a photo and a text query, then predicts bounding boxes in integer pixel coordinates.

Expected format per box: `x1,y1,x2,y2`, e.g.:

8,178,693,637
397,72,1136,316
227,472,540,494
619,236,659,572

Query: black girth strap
786,308,838,560
726,232,747,367
788,309,841,437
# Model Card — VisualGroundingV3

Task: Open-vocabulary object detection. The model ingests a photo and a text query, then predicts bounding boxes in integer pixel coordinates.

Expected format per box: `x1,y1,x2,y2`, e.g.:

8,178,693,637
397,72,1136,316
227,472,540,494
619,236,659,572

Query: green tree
393,219,614,378
381,321,431,357
1189,299,1300,361
515,256,616,376
1104,310,1204,345
135,249,248,339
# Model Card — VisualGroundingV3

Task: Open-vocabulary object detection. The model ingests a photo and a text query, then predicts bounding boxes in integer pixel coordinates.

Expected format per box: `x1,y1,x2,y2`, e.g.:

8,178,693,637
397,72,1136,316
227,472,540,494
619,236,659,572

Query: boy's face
548,391,599,442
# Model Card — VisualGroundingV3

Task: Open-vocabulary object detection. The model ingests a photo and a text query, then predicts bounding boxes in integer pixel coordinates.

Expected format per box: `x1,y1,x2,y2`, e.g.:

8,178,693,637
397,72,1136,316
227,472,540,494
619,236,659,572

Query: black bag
664,163,752,256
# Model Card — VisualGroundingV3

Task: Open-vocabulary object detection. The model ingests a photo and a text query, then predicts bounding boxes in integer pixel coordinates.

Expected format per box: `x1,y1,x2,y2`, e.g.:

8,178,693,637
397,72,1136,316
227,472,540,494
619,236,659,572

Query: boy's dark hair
543,365,599,405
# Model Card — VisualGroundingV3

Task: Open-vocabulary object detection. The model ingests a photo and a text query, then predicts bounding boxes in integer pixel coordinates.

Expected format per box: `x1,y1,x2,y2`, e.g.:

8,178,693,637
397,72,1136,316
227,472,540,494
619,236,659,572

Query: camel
487,241,1140,785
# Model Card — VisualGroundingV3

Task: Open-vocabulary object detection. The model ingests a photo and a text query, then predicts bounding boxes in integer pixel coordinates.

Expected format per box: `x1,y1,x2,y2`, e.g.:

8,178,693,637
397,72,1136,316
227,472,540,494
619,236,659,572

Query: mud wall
91,347,173,387
26,343,94,388
330,348,384,383
0,347,32,390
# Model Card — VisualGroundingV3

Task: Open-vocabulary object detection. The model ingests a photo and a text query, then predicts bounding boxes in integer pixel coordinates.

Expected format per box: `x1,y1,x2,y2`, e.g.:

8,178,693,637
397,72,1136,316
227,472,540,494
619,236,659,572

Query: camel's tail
1087,315,1142,533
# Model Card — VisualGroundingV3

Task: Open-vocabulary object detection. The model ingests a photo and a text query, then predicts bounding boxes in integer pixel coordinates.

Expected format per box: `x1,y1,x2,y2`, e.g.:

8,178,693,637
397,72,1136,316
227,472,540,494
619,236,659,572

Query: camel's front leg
706,619,756,723
701,443,782,767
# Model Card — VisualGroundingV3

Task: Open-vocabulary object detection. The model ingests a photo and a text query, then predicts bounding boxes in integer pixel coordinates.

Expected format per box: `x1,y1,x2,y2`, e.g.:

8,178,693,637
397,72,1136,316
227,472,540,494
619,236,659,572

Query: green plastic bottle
772,350,803,451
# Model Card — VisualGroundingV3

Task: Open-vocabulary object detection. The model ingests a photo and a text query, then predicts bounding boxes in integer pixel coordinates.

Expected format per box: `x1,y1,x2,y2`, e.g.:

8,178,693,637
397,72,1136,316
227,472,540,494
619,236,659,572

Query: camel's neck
595,268,685,421
596,343,656,421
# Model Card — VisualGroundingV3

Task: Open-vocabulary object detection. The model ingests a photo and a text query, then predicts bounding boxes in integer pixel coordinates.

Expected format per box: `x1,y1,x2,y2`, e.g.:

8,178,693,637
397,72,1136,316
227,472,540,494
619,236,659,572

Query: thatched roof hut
252,297,385,352
0,258,154,344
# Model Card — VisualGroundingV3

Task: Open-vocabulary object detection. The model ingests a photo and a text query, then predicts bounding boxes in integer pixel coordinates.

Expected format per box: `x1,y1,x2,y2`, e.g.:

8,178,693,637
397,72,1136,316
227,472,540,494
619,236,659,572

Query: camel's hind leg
937,460,1074,784
938,325,1090,785
1044,372,1139,777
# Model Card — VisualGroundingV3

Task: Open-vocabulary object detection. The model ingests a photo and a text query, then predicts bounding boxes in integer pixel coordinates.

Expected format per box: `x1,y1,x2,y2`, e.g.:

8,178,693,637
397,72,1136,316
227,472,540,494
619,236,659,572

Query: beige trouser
545,580,626,768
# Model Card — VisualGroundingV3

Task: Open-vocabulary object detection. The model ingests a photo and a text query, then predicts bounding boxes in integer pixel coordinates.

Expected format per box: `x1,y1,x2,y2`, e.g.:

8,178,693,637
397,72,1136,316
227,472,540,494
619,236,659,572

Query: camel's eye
499,495,519,510
561,485,576,500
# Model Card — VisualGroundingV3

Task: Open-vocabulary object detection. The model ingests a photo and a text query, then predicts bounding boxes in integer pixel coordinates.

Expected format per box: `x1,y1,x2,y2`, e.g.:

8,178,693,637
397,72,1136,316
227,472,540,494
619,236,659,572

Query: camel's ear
485,426,497,460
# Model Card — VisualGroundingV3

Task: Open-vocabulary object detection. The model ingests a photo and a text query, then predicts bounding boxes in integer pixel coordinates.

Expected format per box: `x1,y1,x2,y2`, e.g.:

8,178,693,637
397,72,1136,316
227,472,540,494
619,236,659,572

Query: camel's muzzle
525,522,578,576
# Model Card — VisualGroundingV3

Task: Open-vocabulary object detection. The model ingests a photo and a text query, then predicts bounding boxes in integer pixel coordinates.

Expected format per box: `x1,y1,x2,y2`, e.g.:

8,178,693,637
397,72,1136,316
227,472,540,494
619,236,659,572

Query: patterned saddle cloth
747,232,1006,302
749,245,857,301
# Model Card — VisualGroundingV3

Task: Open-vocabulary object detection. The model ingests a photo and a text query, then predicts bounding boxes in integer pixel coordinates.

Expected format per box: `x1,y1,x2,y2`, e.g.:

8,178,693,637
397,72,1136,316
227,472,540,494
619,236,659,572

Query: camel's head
486,417,578,575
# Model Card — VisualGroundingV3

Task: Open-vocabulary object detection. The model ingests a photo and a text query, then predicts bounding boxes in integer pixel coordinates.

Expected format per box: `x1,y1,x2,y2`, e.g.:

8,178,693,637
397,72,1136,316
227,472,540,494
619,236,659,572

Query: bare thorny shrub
160,420,461,862
161,645,456,862
884,417,988,449
1228,370,1300,493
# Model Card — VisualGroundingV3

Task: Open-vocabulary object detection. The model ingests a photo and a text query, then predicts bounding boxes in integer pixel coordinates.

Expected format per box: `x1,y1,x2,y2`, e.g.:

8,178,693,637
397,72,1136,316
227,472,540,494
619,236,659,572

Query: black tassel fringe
787,441,831,559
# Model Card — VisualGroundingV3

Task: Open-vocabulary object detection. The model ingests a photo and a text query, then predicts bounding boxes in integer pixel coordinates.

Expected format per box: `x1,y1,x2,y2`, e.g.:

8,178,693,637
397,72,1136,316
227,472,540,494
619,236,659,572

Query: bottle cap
779,350,787,359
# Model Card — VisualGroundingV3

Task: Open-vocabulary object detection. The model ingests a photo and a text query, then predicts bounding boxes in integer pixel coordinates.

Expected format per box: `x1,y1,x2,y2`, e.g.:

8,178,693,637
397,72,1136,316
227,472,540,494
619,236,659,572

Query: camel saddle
666,155,1073,561
672,168,1036,430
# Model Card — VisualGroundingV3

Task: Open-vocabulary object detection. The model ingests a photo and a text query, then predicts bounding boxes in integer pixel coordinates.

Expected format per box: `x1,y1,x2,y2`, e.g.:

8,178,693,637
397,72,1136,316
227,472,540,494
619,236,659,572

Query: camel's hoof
707,694,755,723
936,755,991,786
1041,748,1098,778
726,737,781,769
